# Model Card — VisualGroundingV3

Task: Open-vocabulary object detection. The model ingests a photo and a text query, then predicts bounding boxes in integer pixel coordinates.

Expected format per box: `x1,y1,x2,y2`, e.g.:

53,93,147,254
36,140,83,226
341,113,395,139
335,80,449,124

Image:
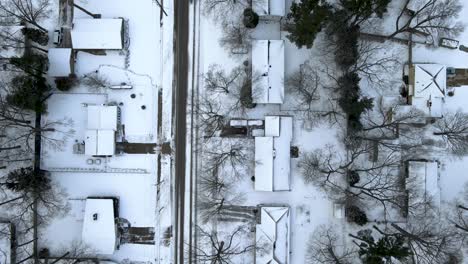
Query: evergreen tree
286,0,332,48
346,205,368,225
340,0,392,25
9,53,48,76
351,229,411,263
7,74,50,113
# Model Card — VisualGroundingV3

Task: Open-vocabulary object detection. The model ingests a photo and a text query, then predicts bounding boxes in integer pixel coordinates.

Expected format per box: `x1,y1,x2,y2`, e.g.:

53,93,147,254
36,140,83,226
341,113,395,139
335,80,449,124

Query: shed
82,198,117,255
255,207,290,264
254,116,292,191
408,64,446,118
48,48,74,77
252,40,285,104
71,19,123,50
253,0,285,16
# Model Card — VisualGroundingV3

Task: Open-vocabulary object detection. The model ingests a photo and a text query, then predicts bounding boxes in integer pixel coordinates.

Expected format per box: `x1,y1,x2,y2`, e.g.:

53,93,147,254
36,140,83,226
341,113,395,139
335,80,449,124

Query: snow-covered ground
37,0,175,262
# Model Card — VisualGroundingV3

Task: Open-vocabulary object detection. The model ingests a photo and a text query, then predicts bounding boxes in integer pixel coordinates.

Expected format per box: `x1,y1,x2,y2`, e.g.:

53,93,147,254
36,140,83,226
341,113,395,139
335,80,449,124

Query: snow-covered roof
87,105,118,131
85,105,117,156
71,19,123,50
265,116,280,137
255,116,292,191
255,137,274,191
256,207,290,264
82,198,116,255
0,223,12,264
48,48,73,77
85,130,116,156
407,161,440,208
252,40,284,104
253,0,285,16
409,64,446,117
0,26,25,59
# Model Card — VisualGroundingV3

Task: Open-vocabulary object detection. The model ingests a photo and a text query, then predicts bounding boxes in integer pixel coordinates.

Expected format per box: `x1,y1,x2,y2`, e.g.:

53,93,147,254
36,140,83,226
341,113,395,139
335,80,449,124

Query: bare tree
306,225,357,264
433,111,468,155
202,0,248,21
199,171,234,199
204,139,252,180
354,41,400,89
82,71,112,92
197,95,227,138
0,0,51,32
298,139,406,218
204,64,243,94
0,167,69,226
0,26,47,55
198,191,245,223
286,61,320,117
450,183,468,233
379,217,463,264
193,225,256,264
388,0,464,43
219,20,251,56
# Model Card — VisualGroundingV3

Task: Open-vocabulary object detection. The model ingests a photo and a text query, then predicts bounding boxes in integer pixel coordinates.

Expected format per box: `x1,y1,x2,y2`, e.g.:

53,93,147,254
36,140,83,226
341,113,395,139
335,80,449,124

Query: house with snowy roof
408,64,446,118
48,48,74,78
255,207,290,264
253,0,285,17
82,198,118,255
85,105,118,156
255,116,293,191
406,160,440,215
252,40,285,104
71,18,124,50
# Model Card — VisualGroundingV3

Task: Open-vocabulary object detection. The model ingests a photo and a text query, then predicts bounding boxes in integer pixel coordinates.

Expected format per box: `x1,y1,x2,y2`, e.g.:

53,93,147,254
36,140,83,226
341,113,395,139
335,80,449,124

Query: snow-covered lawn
39,171,156,261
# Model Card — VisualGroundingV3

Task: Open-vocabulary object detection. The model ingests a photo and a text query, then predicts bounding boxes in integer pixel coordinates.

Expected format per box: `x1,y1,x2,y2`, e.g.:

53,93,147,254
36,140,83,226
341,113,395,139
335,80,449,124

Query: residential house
71,18,124,50
255,116,293,191
252,40,285,104
406,160,440,215
82,198,118,255
408,64,446,118
85,105,118,156
255,207,290,264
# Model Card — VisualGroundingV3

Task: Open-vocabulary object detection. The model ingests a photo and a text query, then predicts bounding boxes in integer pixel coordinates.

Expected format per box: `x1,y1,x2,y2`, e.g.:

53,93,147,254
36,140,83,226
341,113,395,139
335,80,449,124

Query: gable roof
255,116,292,191
71,19,123,50
252,40,284,104
82,198,116,254
256,207,290,264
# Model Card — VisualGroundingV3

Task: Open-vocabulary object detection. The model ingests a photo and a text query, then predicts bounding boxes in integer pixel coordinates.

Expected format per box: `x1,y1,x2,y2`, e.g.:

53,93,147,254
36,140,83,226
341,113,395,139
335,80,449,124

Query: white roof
48,48,72,77
252,40,284,104
265,116,280,137
85,130,115,156
255,116,292,191
82,199,116,255
87,105,118,130
256,207,290,264
0,26,25,58
410,64,446,117
71,19,123,50
0,223,11,264
255,137,274,191
408,161,440,208
253,0,285,16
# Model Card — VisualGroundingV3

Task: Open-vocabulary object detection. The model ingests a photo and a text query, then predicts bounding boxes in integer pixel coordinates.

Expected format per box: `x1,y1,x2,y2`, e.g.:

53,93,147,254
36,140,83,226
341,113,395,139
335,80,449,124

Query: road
173,0,189,263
